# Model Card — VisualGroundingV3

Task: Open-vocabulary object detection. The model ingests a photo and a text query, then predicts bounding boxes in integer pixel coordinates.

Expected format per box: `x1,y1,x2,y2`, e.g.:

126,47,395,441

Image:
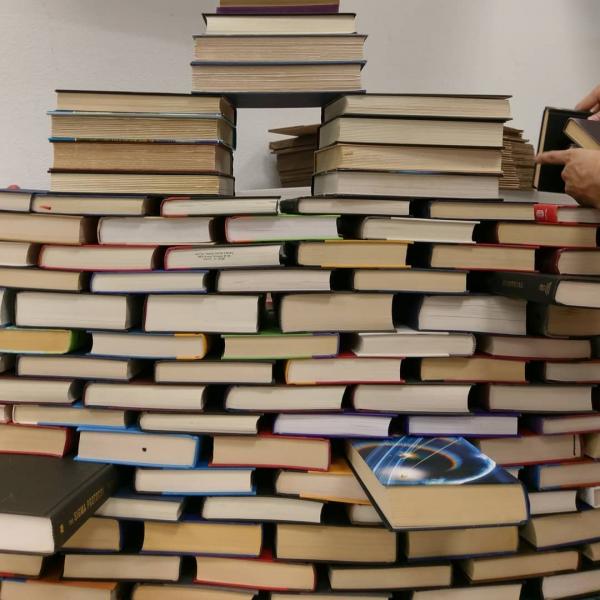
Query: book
410,585,522,600
323,94,512,121
315,144,502,175
144,294,261,333
0,376,81,405
0,355,13,374
91,270,210,294
461,548,579,583
527,460,600,491
281,196,411,216
529,490,578,515
16,291,137,330
0,241,39,266
225,384,345,412
0,579,121,600
564,116,600,149
56,90,235,122
538,248,600,276
407,414,518,436
0,552,45,577
534,203,600,224
139,412,260,436
201,495,324,524
533,106,590,192
217,268,334,292
327,564,452,591
161,195,279,216
222,331,339,359
165,243,287,269
62,516,121,552
405,525,518,560
584,433,600,458
415,355,526,382
347,503,382,525
98,216,215,245
481,383,594,413
278,292,395,332
583,540,600,559
354,268,468,294
273,413,394,438
90,331,209,359
0,188,35,212
0,327,83,354
84,381,207,411
155,360,273,384
275,458,369,504
537,568,600,600
141,520,262,556
487,221,598,248
530,414,600,435
476,271,600,308
95,493,184,522
225,215,340,242
0,212,95,244
52,140,233,173
313,171,500,200
529,304,600,337
12,403,129,429
296,240,408,268
192,61,363,94
520,507,600,549
579,487,600,509
275,523,397,563
194,552,316,591
0,266,86,291
352,328,475,358
202,13,356,35
195,34,364,62
62,553,181,581
319,117,504,148
212,434,330,470
135,464,255,496
352,383,472,414
409,295,527,335
419,199,534,221
0,454,116,553
132,585,257,600
31,192,155,216
49,111,235,145
76,428,201,468
217,0,340,14
357,215,475,244
39,244,159,271
285,356,403,384
479,334,591,360
539,360,600,383
346,437,528,529
418,243,536,272
50,172,235,196
0,423,71,457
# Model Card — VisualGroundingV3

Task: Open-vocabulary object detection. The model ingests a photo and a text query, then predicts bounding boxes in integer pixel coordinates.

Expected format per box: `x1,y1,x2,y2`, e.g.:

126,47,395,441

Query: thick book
475,271,600,308
564,117,600,150
160,195,279,216
295,240,408,268
165,243,287,270
0,266,87,292
0,326,84,354
225,215,340,242
31,192,156,216
0,455,116,553
90,270,210,294
0,423,72,457
0,212,96,245
346,436,528,530
418,199,534,222
0,578,122,600
537,248,600,276
484,220,598,248
39,244,160,271
280,195,411,216
534,203,600,225
533,106,590,192
528,303,600,337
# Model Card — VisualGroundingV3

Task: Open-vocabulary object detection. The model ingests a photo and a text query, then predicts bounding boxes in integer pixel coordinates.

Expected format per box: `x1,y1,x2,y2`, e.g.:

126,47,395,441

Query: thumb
589,112,600,121
535,150,572,165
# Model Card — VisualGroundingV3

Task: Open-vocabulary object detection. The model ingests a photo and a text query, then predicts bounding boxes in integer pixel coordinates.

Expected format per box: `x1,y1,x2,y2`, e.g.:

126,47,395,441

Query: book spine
52,464,118,549
534,203,559,223
479,272,560,304
216,5,340,14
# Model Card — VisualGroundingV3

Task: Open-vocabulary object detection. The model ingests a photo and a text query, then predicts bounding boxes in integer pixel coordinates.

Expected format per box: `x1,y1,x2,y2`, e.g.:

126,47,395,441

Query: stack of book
500,125,535,190
49,90,236,195
191,1,366,105
269,124,318,187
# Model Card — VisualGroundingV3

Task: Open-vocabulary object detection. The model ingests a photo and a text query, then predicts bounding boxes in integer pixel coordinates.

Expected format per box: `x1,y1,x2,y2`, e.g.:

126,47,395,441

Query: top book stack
192,0,366,107
48,90,236,196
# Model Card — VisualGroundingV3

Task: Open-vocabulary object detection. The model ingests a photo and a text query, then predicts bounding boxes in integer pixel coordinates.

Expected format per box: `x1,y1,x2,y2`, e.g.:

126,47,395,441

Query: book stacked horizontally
269,124,318,187
217,0,341,13
191,1,366,104
500,126,535,190
49,90,236,195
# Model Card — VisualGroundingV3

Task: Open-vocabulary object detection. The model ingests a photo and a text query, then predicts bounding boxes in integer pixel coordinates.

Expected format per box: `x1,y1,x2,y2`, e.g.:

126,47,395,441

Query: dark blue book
347,436,528,531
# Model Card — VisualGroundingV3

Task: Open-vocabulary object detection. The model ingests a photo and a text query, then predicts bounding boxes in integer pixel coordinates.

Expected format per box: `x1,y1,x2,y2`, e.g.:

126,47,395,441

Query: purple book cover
217,5,339,14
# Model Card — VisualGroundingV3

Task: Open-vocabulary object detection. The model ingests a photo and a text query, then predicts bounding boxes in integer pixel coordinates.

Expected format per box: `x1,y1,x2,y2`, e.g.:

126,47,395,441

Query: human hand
536,149,600,208
576,84,600,121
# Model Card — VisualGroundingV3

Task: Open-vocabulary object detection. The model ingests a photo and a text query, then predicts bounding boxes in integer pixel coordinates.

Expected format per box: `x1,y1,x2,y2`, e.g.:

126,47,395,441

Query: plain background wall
1,0,599,191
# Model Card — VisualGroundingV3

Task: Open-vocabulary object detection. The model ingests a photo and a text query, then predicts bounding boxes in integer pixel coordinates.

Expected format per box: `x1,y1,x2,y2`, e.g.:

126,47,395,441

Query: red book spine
534,204,559,223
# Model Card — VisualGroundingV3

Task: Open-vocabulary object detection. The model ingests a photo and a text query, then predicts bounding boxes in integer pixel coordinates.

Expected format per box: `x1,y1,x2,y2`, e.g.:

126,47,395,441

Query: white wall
0,0,599,191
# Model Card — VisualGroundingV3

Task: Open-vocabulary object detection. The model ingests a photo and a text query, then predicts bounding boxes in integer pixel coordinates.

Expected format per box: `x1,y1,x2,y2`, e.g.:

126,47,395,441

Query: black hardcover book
534,106,590,192
0,455,117,554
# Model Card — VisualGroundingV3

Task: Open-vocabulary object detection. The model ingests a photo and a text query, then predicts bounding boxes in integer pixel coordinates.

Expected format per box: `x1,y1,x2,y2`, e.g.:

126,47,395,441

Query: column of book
0,3,599,600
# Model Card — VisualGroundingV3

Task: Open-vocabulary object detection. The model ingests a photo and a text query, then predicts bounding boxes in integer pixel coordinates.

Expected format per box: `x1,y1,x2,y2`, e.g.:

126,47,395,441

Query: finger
590,112,600,121
575,86,600,111
536,150,572,165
